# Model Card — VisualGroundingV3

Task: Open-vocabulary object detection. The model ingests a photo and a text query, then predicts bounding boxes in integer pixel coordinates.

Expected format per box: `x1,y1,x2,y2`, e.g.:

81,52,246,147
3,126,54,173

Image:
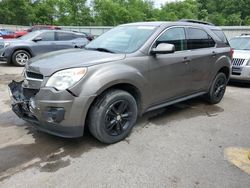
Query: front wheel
12,50,31,66
88,90,138,144
206,72,227,104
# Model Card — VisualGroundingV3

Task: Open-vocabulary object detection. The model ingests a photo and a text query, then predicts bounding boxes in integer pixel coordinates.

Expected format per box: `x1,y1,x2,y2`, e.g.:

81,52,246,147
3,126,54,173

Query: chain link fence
1,24,250,39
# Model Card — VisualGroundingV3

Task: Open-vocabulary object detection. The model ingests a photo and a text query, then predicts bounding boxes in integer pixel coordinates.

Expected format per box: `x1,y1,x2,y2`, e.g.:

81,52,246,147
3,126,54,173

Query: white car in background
229,34,250,83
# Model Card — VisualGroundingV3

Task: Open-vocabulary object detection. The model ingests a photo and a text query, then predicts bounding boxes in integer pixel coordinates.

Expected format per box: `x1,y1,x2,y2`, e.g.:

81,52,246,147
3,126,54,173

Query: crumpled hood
233,50,250,60
27,49,126,76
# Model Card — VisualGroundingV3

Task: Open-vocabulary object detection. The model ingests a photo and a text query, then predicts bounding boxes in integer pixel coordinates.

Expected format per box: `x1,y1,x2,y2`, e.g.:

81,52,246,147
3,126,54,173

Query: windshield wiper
85,47,115,53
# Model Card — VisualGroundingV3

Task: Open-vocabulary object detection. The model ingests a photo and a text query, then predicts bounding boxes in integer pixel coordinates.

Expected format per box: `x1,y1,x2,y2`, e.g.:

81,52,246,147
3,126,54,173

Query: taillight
230,48,234,60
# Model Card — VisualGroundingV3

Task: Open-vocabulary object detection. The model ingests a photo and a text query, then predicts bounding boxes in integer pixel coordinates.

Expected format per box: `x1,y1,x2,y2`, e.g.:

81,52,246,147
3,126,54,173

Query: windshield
229,37,250,50
85,26,156,53
19,31,41,40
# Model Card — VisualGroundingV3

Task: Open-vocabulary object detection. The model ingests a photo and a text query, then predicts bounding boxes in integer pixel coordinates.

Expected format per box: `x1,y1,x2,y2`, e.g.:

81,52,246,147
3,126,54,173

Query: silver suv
229,34,250,82
9,20,231,144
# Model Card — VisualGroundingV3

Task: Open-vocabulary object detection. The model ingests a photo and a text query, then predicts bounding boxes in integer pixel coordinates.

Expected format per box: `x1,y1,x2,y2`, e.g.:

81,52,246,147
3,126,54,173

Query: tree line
0,0,249,26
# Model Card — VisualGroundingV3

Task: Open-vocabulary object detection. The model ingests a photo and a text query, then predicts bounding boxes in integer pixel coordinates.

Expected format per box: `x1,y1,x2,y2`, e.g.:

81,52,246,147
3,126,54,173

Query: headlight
46,67,87,91
4,42,10,48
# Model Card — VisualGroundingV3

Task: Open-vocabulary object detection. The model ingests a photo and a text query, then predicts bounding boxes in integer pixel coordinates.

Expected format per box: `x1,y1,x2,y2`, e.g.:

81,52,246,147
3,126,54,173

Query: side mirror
33,37,42,42
151,43,175,55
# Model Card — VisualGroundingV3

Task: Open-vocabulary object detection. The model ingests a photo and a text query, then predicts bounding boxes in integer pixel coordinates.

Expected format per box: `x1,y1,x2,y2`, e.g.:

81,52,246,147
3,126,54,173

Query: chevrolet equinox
9,20,232,144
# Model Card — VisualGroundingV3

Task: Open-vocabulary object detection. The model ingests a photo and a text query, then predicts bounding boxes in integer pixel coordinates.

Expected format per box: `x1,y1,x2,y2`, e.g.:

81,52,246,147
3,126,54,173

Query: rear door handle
183,57,191,64
212,51,217,57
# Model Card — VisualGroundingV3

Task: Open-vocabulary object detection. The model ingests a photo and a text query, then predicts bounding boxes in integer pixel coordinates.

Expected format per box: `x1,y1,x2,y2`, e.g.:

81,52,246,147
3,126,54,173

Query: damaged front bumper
8,80,91,138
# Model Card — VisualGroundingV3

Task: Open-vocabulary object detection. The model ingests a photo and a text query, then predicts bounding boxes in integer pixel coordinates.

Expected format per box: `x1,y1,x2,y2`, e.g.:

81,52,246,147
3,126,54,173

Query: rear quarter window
212,30,229,44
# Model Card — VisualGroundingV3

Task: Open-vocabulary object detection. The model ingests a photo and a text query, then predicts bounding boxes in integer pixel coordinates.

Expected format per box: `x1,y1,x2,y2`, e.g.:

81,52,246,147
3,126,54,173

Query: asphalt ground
0,61,249,188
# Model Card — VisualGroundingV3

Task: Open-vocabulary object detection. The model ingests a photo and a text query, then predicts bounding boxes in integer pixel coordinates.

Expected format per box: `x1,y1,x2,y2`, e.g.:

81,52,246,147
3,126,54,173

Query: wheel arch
11,47,33,58
84,82,143,133
218,66,230,80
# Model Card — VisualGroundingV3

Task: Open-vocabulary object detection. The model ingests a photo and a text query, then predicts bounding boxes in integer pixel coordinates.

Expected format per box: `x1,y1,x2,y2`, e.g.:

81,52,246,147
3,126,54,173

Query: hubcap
15,53,29,65
214,77,226,100
104,100,133,136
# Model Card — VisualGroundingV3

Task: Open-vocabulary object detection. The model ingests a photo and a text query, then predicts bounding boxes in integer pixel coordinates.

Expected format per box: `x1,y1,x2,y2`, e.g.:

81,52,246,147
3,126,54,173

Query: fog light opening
43,107,65,123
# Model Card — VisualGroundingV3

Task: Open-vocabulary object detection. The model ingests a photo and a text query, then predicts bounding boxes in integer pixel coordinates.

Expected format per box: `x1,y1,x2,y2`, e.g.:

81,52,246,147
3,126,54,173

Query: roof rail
178,19,215,26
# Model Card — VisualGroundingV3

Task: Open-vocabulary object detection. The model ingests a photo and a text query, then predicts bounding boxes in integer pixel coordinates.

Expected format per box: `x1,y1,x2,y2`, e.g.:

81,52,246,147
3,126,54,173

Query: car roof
38,30,83,35
121,21,222,30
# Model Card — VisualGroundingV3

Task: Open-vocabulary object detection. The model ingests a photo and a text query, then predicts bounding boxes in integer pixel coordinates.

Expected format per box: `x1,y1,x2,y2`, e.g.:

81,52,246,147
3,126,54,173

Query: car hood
4,39,33,45
233,50,250,60
27,49,126,76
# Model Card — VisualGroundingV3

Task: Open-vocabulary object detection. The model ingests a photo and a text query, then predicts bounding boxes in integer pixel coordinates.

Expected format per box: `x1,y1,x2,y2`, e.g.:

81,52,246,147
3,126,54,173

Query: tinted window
38,32,55,41
156,27,187,51
187,28,215,50
212,30,228,44
57,32,76,41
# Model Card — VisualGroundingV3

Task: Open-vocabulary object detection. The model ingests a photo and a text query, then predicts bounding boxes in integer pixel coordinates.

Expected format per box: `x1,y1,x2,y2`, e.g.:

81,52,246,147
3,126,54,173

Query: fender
208,51,231,88
5,45,34,57
70,62,150,111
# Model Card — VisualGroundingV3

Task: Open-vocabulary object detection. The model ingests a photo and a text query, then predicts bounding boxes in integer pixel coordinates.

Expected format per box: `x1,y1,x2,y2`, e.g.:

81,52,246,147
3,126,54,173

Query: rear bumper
8,80,95,138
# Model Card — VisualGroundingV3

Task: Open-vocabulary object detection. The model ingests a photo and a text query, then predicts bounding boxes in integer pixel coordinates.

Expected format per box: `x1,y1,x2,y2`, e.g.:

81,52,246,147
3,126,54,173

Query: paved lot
0,61,249,188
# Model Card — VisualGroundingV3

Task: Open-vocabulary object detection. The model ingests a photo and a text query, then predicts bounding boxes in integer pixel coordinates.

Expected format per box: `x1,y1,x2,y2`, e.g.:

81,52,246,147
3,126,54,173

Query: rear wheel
206,72,227,104
12,50,31,66
88,90,138,144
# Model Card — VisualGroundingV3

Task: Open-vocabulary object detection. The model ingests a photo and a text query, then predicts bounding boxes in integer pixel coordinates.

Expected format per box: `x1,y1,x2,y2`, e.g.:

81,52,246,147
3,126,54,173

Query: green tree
0,0,34,25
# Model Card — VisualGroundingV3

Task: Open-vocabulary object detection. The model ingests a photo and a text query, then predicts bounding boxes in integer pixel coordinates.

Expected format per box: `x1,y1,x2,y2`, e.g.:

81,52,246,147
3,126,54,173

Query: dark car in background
0,30,90,66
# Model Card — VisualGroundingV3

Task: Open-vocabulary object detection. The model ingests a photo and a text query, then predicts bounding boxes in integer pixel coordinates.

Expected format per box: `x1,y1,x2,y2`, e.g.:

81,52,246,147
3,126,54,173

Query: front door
149,27,194,105
32,31,56,56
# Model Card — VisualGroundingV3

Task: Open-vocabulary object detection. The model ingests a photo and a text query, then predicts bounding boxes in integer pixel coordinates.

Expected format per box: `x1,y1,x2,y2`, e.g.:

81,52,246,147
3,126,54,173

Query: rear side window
156,27,187,51
212,30,228,44
38,32,55,41
187,28,215,50
56,32,76,41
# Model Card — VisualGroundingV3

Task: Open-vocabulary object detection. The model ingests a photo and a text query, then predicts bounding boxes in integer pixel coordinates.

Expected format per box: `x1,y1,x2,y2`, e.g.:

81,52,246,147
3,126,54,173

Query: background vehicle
0,37,3,49
27,25,61,32
73,31,95,41
0,30,90,66
229,34,250,83
0,29,17,39
9,21,231,144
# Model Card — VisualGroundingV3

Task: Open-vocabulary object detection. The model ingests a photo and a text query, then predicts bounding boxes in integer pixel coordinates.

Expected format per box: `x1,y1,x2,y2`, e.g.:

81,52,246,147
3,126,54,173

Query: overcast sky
153,0,179,7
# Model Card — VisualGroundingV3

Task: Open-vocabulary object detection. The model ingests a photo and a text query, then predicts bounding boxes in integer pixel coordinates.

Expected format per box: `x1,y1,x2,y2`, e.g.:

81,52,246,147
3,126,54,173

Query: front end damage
8,80,88,138
8,80,39,122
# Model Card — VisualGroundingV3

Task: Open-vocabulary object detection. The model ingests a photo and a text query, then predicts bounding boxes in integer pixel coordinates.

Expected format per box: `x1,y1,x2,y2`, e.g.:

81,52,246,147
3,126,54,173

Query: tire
206,72,227,104
12,50,31,66
88,89,138,144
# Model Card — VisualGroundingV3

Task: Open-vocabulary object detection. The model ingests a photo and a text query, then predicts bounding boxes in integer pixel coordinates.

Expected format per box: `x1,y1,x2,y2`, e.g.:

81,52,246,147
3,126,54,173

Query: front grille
232,58,245,66
26,71,43,80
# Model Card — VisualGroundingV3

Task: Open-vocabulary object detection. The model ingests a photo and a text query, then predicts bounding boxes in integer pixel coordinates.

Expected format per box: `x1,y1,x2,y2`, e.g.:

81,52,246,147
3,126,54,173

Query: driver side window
156,27,187,51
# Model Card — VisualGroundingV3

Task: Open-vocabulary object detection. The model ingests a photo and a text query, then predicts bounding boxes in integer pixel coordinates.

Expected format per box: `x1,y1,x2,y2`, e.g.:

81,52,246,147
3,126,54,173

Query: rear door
54,32,78,50
185,27,216,91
